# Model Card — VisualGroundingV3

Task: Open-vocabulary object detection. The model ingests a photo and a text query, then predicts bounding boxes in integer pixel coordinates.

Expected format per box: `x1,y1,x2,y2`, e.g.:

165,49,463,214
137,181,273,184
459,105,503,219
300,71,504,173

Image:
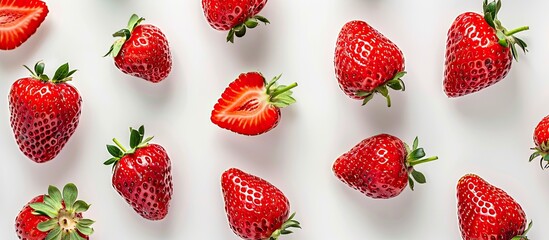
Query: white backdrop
1,0,548,239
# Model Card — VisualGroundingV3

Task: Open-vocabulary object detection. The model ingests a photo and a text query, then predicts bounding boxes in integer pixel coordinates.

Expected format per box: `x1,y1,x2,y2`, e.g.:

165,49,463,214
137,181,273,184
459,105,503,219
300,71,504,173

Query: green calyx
356,71,406,107
24,61,77,84
104,125,153,167
30,183,94,240
404,137,439,191
226,15,269,43
511,220,533,240
529,142,549,169
483,0,529,61
268,212,301,240
104,14,145,58
264,74,298,108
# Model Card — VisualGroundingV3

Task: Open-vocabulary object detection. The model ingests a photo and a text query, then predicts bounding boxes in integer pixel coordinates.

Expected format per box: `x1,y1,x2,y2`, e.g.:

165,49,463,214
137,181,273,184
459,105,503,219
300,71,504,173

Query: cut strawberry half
0,0,48,50
211,72,298,136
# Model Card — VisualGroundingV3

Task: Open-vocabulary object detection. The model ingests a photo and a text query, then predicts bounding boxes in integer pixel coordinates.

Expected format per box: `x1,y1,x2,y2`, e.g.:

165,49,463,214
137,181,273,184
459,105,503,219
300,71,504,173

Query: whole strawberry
105,14,172,83
202,0,270,42
104,126,173,220
444,0,528,97
333,134,438,199
529,115,549,169
15,183,95,240
211,72,297,136
457,174,532,240
0,0,48,50
221,168,300,240
334,20,406,107
9,61,81,163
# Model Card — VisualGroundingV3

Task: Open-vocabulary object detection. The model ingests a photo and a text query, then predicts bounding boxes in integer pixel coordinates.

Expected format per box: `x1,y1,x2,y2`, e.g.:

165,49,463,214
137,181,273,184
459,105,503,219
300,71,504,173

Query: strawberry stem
271,82,298,99
31,184,95,240
483,0,529,60
112,138,127,153
268,212,300,240
105,14,145,58
409,156,439,166
356,71,406,107
405,137,438,190
505,26,529,36
511,220,532,240
226,15,270,43
529,143,549,169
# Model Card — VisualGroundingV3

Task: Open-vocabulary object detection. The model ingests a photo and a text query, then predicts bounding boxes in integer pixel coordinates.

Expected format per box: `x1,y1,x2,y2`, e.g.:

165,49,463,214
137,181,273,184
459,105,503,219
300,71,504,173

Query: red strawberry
332,134,438,199
443,0,528,97
9,61,82,163
457,174,532,240
221,168,300,240
0,0,48,50
15,183,95,240
105,14,172,83
104,126,173,220
211,72,297,136
334,20,406,107
202,0,270,42
529,115,549,169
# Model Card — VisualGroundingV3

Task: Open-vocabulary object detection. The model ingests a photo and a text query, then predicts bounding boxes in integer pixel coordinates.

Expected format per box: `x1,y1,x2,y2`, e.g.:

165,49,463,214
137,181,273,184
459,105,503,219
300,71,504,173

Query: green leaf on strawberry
530,115,549,169
104,14,145,58
104,125,154,168
405,137,438,190
24,61,77,83
483,0,529,61
17,184,94,240
226,15,269,43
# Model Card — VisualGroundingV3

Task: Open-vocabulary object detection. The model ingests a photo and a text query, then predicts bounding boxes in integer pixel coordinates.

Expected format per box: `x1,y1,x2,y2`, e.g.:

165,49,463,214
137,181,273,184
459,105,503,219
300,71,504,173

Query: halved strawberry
211,72,297,136
0,0,48,50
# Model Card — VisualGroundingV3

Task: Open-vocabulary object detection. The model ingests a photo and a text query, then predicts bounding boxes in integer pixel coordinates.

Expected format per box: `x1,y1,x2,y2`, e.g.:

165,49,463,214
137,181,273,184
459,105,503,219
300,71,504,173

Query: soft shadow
359,92,408,133
0,22,51,69
227,25,270,67
121,55,179,107
219,107,298,169
121,207,176,238
451,69,521,120
348,0,383,8
335,180,419,233
24,130,84,183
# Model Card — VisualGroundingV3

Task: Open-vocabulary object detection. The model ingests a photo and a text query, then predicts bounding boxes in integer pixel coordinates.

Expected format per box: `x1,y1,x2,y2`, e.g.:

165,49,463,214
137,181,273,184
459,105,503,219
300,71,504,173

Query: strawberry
457,174,532,240
15,183,95,240
9,61,82,163
104,126,173,221
211,72,297,136
334,20,406,107
443,0,529,97
529,115,549,169
0,0,48,50
105,14,172,83
221,168,300,240
202,0,270,43
332,134,438,199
